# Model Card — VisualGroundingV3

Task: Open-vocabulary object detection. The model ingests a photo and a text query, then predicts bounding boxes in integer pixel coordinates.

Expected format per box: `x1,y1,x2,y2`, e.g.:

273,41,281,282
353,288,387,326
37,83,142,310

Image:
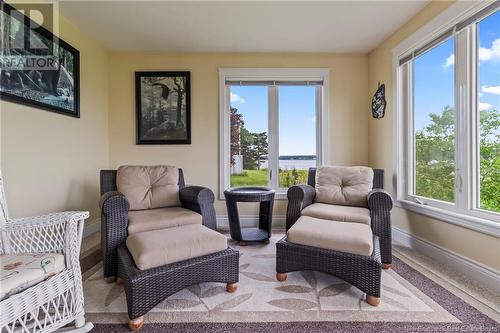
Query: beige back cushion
314,166,373,207
116,165,181,211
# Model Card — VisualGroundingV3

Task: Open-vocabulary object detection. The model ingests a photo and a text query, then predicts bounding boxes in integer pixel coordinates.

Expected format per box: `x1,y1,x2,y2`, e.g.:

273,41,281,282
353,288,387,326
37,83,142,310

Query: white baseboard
216,215,286,231
83,218,100,238
392,227,500,294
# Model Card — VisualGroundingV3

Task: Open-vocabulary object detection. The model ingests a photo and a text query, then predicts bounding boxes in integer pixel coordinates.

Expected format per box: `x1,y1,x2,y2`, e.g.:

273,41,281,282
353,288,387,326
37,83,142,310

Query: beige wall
2,0,497,271
1,17,109,220
368,1,500,270
108,53,369,216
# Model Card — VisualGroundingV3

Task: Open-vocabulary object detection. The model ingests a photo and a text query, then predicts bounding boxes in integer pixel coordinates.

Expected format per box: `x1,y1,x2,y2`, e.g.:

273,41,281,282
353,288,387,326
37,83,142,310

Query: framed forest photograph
0,2,80,117
135,71,191,144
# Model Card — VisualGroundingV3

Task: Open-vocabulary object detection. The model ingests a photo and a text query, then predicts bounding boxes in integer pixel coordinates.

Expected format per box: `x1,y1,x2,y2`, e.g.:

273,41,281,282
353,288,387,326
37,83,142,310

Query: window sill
396,199,500,237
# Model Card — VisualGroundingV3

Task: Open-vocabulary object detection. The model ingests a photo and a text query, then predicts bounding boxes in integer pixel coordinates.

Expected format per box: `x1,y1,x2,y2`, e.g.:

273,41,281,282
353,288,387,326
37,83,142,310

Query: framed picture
0,2,80,117
135,71,191,144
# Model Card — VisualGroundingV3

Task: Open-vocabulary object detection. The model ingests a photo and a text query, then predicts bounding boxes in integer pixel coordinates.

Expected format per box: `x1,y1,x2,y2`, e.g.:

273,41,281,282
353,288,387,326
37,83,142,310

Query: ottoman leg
366,295,380,307
276,273,287,282
226,283,238,293
128,316,144,331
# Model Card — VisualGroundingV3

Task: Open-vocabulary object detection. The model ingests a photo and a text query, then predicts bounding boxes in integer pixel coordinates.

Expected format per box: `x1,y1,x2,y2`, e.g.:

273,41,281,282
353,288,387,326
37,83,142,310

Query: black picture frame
0,1,80,118
135,71,191,145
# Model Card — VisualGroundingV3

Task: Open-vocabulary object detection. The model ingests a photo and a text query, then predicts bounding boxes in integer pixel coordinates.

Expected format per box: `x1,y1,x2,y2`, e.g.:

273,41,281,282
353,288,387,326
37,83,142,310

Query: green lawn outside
230,169,309,187
230,170,268,187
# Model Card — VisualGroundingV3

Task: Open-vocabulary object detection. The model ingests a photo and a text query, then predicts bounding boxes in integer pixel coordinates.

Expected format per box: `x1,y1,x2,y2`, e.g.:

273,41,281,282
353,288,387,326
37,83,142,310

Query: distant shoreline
259,155,316,161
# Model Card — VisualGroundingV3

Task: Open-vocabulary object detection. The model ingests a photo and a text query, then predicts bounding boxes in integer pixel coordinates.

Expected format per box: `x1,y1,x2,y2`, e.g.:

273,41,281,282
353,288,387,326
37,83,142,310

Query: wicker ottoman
117,226,239,330
276,216,382,306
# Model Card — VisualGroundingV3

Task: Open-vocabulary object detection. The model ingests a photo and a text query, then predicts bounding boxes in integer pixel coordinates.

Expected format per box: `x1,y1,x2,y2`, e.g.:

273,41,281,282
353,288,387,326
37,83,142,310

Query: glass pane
229,86,269,187
413,37,455,202
278,86,317,188
477,10,500,213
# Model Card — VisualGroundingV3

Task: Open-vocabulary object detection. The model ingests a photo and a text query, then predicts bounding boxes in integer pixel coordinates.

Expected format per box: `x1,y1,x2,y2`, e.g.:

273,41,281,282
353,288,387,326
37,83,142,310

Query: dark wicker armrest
180,186,217,230
367,189,393,212
367,189,393,266
286,184,316,231
100,191,130,278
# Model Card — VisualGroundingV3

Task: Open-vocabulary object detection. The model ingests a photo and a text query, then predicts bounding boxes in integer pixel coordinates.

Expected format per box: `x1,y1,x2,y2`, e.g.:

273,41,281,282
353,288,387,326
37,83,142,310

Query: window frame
392,1,500,237
218,68,330,200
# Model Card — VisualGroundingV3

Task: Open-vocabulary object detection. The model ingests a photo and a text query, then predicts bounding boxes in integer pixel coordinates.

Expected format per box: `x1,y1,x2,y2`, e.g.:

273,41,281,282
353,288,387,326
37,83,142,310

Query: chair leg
382,263,391,270
276,273,287,282
74,315,85,328
226,283,238,293
128,316,144,331
366,295,380,306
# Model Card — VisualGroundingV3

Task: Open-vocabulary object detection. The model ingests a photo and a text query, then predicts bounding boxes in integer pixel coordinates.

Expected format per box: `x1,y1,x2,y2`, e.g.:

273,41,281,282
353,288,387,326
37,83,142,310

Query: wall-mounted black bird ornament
371,82,386,119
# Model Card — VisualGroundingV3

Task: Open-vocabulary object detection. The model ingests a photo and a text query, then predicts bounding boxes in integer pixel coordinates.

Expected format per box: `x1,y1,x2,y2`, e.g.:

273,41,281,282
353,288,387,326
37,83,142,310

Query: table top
224,187,275,198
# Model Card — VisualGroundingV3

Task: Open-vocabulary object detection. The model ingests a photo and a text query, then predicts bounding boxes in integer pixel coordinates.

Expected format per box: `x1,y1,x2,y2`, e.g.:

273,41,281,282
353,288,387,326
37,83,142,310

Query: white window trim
218,68,330,200
392,1,500,237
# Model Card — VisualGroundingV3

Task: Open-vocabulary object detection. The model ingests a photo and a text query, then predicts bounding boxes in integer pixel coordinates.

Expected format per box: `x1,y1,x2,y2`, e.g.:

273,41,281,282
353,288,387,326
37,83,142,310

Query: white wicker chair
0,174,93,333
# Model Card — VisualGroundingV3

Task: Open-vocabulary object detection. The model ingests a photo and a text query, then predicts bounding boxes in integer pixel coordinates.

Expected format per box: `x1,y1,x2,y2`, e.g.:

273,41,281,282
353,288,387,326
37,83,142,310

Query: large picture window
219,68,329,198
395,2,500,231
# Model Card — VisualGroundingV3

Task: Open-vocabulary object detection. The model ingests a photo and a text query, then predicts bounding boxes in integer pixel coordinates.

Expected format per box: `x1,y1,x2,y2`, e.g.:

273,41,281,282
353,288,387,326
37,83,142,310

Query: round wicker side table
224,187,275,245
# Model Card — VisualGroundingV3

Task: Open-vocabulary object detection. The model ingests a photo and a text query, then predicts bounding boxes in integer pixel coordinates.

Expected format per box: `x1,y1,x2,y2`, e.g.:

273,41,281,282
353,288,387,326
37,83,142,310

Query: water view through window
229,85,317,188
278,86,316,188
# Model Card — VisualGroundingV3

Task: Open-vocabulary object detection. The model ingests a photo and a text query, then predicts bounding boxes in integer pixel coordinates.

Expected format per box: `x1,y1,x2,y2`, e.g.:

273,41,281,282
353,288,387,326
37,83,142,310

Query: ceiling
60,1,429,53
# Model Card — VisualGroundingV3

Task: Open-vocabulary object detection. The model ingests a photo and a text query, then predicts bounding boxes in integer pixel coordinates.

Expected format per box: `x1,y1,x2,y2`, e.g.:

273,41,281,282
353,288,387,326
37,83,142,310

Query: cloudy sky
414,9,500,131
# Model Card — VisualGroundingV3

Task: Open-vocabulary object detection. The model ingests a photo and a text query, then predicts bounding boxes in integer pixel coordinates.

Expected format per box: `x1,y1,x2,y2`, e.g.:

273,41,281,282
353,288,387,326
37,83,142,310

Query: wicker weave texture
276,236,382,297
0,172,91,333
117,246,239,319
287,167,392,266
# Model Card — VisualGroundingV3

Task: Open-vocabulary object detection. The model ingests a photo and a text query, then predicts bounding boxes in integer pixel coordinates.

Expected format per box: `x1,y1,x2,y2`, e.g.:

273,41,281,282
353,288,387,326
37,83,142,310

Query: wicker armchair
285,168,392,267
277,167,393,306
0,175,93,333
99,166,238,330
99,168,217,280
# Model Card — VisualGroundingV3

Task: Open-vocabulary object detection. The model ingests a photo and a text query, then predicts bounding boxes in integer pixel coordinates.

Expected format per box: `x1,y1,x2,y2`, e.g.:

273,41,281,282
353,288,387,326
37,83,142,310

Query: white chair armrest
2,211,89,260
6,211,89,228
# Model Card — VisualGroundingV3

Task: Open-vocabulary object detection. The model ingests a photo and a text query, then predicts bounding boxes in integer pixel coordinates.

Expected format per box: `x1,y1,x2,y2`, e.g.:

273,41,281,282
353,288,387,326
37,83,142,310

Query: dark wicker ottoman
117,245,239,330
276,235,382,305
224,187,275,244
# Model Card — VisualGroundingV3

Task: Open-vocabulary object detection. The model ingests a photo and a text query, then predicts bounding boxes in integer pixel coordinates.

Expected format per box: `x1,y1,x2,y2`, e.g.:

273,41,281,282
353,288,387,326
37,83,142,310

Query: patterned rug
83,236,499,332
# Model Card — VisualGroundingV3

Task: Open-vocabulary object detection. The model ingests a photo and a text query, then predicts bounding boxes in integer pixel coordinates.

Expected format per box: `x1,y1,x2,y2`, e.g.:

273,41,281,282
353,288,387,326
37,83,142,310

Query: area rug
83,236,499,332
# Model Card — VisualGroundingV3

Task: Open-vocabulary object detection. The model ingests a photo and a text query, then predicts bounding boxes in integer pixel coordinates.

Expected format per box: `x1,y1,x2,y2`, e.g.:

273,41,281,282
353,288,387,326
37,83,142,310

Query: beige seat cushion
287,216,373,256
128,207,202,234
1,253,65,300
126,224,227,270
117,165,181,211
315,166,373,207
301,203,371,225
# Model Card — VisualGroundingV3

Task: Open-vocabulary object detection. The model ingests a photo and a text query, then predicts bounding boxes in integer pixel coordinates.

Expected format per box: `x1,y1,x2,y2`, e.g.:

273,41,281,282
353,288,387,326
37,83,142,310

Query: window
395,2,500,231
477,10,500,214
219,68,329,198
413,38,456,204
278,86,317,189
229,86,269,187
